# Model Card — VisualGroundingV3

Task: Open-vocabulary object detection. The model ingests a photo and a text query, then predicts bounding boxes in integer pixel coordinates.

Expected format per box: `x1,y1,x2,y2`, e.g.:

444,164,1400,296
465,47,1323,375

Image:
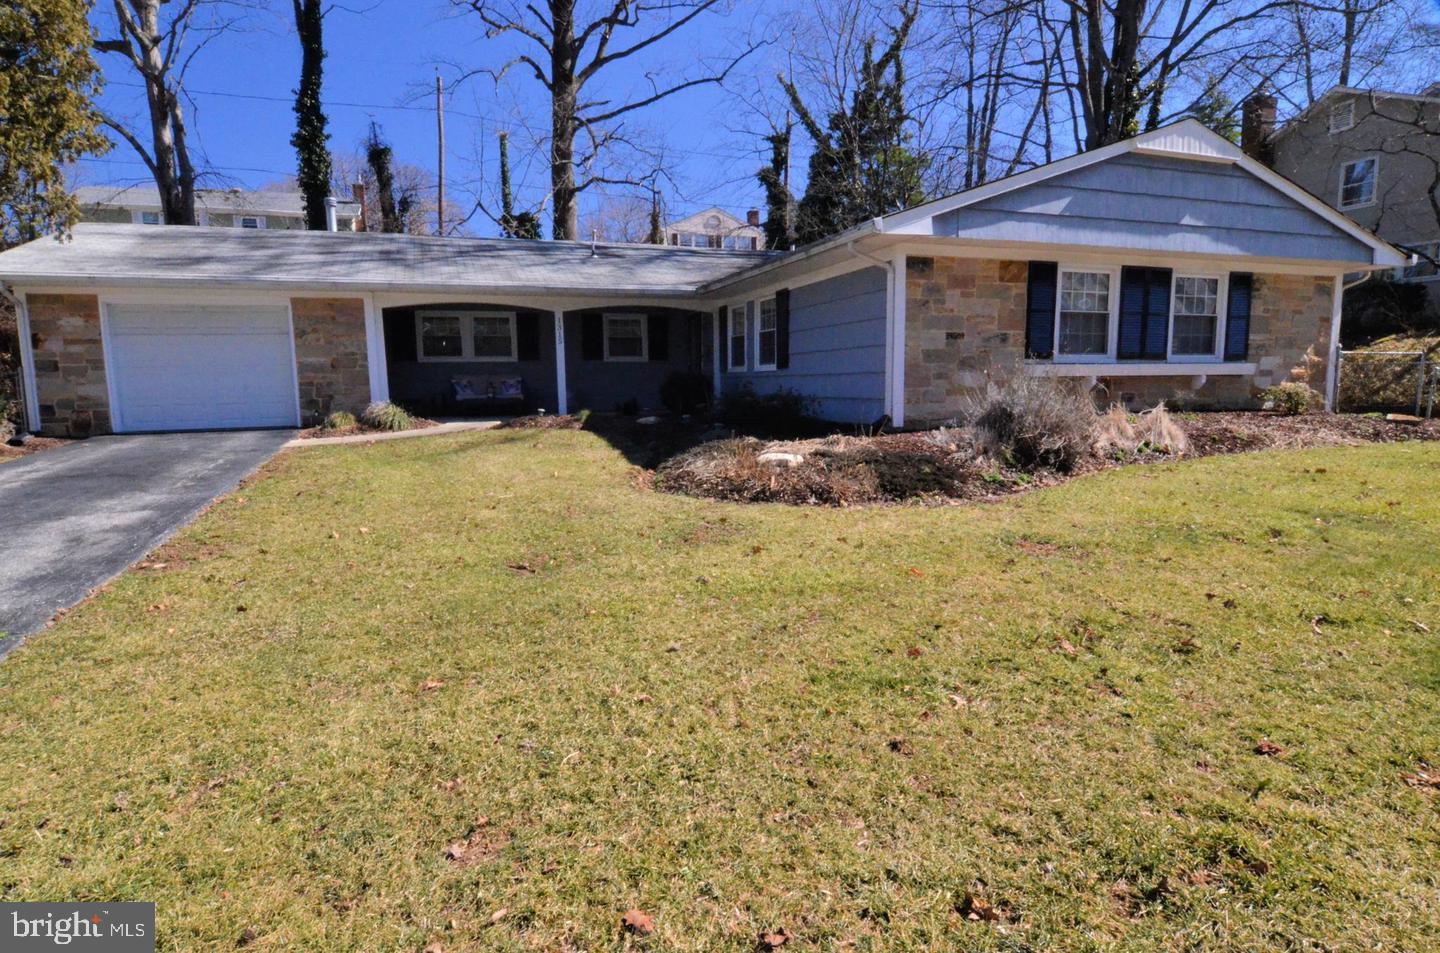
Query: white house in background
666,207,764,249
75,185,362,231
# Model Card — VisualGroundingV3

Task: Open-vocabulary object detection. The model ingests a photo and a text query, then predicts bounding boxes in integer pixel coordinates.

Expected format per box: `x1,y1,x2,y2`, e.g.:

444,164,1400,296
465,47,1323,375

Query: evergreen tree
291,0,332,231
783,3,925,245
646,190,664,245
1,0,110,246
365,122,411,234
757,123,796,250
497,132,541,239
1190,84,1241,143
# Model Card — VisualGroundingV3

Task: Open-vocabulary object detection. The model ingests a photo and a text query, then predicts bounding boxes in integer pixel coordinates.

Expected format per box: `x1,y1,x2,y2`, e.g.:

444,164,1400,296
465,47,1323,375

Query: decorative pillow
496,378,523,399
452,377,482,400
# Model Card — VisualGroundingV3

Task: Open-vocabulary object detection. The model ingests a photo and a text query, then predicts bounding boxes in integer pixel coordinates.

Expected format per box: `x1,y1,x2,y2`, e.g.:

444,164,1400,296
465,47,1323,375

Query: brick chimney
1241,92,1277,165
351,181,368,232
746,208,760,227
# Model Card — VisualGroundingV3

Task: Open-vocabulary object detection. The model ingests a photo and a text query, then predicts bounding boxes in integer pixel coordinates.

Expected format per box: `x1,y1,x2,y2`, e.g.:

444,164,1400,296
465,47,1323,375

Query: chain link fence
1334,349,1438,416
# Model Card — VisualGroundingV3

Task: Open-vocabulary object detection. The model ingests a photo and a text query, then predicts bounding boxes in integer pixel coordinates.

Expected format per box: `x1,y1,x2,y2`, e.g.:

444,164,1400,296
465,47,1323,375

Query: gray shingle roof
74,186,361,217
0,224,783,297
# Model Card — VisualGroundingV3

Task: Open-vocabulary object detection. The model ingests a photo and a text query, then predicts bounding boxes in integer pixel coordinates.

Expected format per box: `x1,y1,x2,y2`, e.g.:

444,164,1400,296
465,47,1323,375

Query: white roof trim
879,118,1405,267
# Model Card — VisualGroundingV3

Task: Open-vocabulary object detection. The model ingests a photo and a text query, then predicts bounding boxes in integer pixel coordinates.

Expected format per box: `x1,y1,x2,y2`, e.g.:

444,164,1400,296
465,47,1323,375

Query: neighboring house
75,186,362,231
667,207,764,249
0,120,1402,437
1249,85,1440,299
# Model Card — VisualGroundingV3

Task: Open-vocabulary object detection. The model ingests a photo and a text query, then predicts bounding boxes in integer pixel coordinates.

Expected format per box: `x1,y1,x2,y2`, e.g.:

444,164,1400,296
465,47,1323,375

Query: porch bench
441,375,526,416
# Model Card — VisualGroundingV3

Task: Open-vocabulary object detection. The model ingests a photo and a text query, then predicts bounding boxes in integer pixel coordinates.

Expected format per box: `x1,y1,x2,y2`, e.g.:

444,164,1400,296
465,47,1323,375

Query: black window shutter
1225,273,1253,361
515,312,541,361
385,310,417,363
775,288,791,369
580,313,604,361
648,314,670,361
717,306,729,371
1025,262,1058,359
1119,267,1172,360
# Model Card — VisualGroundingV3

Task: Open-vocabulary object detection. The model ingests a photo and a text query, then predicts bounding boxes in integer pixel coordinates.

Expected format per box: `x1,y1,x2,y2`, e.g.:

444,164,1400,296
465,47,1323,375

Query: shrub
322,410,357,431
361,400,414,431
958,375,1097,472
719,385,818,437
658,371,712,415
1261,382,1318,416
1094,403,1190,456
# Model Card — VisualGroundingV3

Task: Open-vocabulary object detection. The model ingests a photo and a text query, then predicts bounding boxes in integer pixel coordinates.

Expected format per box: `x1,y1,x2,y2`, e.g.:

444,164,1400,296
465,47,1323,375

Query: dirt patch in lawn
657,412,1440,507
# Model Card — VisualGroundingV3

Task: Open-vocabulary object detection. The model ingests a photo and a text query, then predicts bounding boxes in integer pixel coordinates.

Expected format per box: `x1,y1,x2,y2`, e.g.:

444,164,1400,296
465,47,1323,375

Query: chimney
746,208,761,227
324,196,339,232
351,181,368,232
1241,91,1277,165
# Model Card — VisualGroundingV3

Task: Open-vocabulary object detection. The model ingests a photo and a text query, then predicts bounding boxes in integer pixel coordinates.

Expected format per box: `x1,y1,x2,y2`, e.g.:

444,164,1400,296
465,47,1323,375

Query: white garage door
106,303,299,432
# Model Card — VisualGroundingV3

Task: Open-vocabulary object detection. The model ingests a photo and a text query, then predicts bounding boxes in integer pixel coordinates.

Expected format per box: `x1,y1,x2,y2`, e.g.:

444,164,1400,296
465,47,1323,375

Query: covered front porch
376,294,715,418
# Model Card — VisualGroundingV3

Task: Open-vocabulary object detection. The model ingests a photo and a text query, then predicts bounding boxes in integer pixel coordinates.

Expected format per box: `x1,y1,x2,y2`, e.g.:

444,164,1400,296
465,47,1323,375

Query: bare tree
93,1,251,225
578,191,654,242
454,0,759,240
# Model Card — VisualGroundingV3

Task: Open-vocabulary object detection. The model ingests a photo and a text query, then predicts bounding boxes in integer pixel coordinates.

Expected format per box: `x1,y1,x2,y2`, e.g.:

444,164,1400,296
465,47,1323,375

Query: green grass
2,430,1438,951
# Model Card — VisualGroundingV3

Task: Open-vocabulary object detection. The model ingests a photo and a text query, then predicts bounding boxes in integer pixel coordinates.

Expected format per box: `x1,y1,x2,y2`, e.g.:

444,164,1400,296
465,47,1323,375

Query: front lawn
1,430,1437,950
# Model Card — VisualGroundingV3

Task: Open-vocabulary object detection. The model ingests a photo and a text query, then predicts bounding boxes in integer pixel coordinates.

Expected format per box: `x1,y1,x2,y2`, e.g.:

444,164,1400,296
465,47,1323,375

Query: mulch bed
503,413,587,430
0,434,72,463
296,417,439,440
655,412,1440,508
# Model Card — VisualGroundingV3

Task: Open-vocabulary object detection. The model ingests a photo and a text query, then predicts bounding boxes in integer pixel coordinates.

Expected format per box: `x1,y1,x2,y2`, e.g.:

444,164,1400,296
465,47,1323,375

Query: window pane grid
606,316,645,359
472,316,513,358
1340,159,1375,207
757,299,777,366
1058,271,1110,356
421,315,463,357
1172,277,1219,355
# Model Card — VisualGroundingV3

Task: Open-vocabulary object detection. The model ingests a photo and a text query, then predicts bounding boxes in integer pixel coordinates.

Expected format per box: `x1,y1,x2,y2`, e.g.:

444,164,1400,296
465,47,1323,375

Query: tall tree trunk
292,0,332,231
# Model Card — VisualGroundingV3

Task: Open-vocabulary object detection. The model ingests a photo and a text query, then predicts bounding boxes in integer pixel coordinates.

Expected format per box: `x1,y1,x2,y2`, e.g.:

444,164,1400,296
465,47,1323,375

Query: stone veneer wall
904,256,1336,424
290,297,372,426
27,294,110,437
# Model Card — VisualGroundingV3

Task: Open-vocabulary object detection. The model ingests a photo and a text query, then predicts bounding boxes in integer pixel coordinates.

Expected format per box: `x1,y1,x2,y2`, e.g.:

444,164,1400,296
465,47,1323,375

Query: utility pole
436,72,446,236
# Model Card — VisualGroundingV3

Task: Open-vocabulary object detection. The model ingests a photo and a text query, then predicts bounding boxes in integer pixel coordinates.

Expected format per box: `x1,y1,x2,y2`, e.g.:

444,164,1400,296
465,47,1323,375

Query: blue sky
79,1,789,237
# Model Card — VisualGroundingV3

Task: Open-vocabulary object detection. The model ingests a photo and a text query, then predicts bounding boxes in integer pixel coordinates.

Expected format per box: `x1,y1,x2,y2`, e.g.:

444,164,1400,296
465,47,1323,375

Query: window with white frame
728,303,747,370
755,298,778,369
1339,157,1377,209
417,311,516,361
1329,100,1355,134
238,215,265,229
133,210,161,225
1171,276,1221,356
1056,270,1111,356
603,313,647,361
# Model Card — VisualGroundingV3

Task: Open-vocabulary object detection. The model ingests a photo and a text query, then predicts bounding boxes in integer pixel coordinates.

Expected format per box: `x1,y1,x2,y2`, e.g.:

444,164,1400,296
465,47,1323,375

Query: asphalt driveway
0,430,293,657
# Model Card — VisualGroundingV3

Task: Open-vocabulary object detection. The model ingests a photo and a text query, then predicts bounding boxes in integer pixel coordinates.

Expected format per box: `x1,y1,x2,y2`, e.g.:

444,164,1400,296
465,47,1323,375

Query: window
1171,276,1221,356
603,313,647,361
1056,270,1111,356
728,302,747,370
1329,100,1355,134
133,210,161,225
417,311,516,361
755,298,778,369
1339,157,1377,209
237,215,265,229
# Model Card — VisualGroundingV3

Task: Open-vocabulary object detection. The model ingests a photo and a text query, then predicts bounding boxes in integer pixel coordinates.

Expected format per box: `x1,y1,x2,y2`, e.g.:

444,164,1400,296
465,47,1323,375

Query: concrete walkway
0,430,292,657
285,419,502,447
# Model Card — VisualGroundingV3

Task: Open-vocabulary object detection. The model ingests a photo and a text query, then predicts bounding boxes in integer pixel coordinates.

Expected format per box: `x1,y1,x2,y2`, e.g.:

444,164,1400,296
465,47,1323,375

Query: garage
105,303,299,432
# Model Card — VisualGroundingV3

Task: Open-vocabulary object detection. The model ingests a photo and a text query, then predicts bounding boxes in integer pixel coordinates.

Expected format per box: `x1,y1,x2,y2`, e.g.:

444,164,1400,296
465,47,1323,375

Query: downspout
0,283,36,436
846,219,904,426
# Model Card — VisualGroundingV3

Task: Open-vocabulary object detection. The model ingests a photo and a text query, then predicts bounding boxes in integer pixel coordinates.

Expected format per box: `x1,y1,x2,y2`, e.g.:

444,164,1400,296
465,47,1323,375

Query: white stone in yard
757,451,806,468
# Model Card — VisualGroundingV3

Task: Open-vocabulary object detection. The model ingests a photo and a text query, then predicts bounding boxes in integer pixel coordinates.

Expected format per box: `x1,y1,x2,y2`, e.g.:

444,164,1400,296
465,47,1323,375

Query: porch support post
13,290,41,433
363,293,389,404
553,309,568,415
1324,274,1343,412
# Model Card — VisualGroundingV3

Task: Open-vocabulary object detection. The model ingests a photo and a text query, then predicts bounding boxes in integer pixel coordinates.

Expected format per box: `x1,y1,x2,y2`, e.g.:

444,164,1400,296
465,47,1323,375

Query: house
75,185,363,231
666,207,764,250
1246,86,1440,299
0,120,1402,437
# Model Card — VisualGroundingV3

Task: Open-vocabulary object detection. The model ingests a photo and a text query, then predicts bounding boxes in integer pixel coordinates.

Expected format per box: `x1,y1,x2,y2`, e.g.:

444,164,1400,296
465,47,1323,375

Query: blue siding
932,153,1371,263
722,266,887,423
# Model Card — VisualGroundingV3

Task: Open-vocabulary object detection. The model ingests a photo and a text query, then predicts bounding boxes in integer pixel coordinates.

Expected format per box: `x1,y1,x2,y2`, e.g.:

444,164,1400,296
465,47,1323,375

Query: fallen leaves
887,737,914,757
956,892,1012,923
1401,768,1440,790
442,818,508,868
620,909,654,937
1254,739,1285,757
419,679,446,693
757,927,790,948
